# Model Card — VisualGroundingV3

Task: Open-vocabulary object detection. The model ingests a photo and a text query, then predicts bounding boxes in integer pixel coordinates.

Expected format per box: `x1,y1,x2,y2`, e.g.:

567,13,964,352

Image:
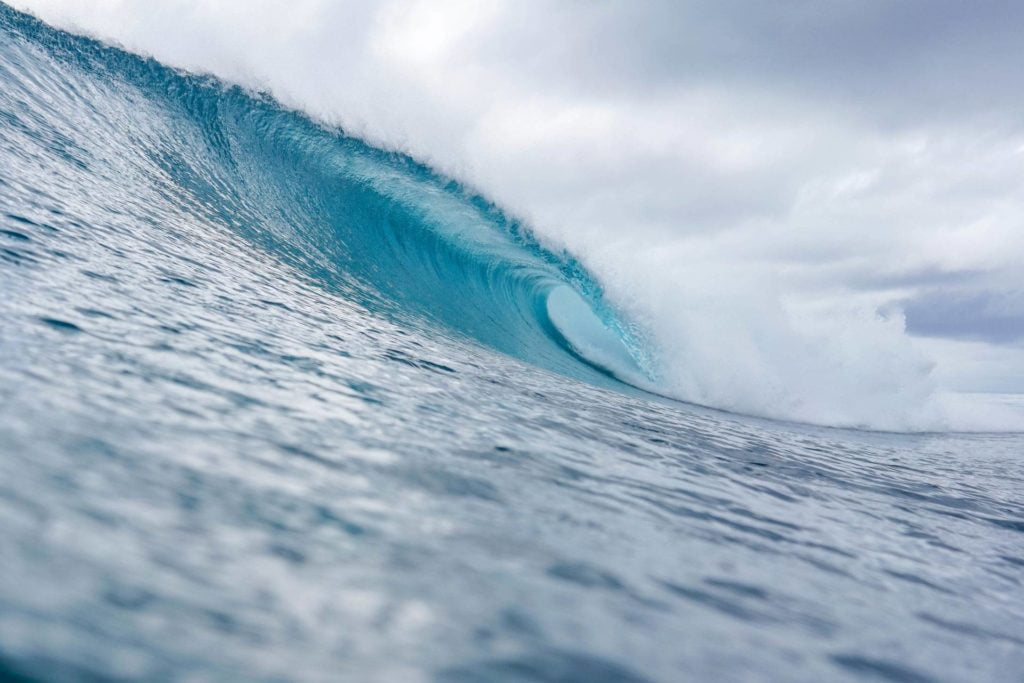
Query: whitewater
1,4,1023,682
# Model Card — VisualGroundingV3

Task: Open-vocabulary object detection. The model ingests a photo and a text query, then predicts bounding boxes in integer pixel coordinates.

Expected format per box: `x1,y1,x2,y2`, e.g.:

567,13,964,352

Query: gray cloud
903,289,1024,343
476,1,1024,124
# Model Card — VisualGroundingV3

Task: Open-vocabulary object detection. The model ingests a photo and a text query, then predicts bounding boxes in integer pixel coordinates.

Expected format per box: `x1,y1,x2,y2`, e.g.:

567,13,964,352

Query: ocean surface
1,6,1023,682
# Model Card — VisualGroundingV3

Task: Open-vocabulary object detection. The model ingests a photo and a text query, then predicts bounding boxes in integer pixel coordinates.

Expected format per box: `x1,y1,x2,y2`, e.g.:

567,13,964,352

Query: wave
1,4,653,397
3,3,1022,432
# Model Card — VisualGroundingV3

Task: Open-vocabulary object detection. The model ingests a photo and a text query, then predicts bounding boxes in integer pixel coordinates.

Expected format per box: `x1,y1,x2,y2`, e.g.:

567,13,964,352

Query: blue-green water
1,6,1022,681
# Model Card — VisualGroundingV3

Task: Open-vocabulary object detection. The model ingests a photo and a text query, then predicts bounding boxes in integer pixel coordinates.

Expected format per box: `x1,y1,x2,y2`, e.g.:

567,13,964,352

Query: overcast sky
16,0,1024,428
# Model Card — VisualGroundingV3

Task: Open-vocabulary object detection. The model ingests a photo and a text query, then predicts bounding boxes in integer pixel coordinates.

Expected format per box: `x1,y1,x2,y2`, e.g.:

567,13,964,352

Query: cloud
903,289,1024,344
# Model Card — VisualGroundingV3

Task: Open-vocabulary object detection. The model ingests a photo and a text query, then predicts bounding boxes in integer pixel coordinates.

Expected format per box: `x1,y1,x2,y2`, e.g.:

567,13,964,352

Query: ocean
1,6,1022,682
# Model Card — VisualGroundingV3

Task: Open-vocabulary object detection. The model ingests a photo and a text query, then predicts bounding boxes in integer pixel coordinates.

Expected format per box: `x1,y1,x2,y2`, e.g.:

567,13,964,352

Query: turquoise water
1,6,1022,681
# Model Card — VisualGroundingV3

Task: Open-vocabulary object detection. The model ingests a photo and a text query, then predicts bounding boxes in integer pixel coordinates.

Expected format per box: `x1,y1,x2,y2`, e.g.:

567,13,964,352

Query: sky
14,0,1024,429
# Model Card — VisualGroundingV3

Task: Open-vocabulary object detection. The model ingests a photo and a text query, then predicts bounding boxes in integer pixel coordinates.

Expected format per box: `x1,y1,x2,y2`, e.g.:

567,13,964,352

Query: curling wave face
1,4,648,393
1,6,1024,682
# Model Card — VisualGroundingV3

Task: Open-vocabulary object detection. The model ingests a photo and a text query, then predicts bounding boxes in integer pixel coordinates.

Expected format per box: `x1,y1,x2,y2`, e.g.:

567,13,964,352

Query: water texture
1,7,1022,682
